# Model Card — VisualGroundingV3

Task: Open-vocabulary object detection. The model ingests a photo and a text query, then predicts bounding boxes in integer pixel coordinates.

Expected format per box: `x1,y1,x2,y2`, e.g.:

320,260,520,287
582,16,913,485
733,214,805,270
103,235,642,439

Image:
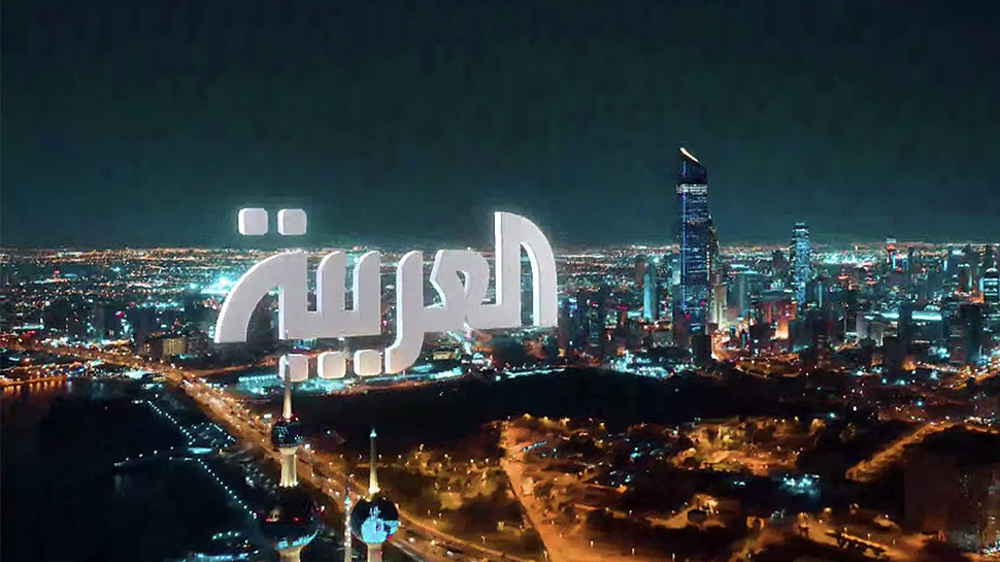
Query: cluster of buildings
554,149,999,376
2,150,998,557
2,153,996,376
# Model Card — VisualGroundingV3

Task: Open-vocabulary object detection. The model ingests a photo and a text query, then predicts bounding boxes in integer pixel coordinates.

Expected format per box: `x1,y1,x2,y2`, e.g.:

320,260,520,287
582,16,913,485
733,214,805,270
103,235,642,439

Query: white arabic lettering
214,210,557,377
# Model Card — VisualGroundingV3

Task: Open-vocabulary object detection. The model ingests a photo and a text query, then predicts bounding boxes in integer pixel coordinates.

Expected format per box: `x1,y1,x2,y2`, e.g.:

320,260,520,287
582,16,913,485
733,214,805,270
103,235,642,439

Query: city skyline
3,0,1000,247
5,2,1000,562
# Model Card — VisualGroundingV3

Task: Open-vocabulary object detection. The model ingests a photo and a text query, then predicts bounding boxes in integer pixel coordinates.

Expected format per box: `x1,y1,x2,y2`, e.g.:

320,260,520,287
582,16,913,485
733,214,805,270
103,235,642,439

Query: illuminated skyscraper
949,304,983,366
790,223,811,305
959,263,973,294
643,260,659,322
707,225,726,328
674,147,712,339
771,249,788,279
983,267,999,305
886,236,898,270
984,245,997,270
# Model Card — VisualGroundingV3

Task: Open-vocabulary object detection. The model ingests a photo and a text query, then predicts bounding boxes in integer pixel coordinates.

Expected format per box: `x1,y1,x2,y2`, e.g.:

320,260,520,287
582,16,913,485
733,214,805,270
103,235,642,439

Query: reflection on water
1,379,250,561
1,374,416,562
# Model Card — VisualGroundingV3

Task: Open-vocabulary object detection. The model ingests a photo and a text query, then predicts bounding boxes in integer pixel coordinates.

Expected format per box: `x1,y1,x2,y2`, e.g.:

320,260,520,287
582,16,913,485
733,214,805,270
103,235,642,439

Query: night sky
2,0,998,248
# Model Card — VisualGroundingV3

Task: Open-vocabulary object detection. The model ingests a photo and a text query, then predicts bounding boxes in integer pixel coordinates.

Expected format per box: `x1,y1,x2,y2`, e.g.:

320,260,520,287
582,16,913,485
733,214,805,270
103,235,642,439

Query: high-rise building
707,225,726,328
983,267,999,304
958,263,973,294
674,147,712,339
945,246,962,274
735,271,764,320
790,223,811,305
642,260,658,322
886,236,898,270
949,303,984,366
771,249,789,279
904,429,1000,554
984,245,997,270
963,244,980,283
710,282,727,329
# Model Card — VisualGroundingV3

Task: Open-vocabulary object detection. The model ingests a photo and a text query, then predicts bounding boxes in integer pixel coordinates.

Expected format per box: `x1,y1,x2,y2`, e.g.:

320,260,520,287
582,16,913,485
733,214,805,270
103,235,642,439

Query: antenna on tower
368,428,380,496
344,484,353,562
282,369,293,421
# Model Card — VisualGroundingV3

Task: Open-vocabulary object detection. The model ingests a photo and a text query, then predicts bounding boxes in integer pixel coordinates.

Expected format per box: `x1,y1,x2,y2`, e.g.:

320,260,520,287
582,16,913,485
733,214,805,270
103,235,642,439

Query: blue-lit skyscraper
790,222,811,305
675,147,711,337
983,267,999,304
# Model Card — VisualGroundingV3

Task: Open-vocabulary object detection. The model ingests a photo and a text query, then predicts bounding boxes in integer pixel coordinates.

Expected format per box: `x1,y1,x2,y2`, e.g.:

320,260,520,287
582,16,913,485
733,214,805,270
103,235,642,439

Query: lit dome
259,487,320,551
271,417,305,449
349,495,399,545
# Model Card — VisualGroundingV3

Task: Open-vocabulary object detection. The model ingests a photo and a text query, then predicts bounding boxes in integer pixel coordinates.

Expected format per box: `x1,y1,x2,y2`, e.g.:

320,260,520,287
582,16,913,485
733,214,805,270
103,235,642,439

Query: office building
949,303,984,366
983,267,999,304
643,260,659,322
905,429,1000,554
674,147,712,340
886,236,898,270
790,223,811,305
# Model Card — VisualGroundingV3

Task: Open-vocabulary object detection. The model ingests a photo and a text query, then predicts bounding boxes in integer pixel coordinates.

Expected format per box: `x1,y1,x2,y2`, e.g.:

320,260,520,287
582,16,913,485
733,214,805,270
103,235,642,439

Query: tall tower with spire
675,147,713,344
272,370,304,487
350,428,399,562
344,485,353,562
369,429,380,495
260,368,317,562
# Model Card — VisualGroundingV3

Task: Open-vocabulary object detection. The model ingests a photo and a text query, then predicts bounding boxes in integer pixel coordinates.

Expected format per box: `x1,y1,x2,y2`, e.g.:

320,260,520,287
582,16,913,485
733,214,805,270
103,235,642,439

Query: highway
16,341,535,562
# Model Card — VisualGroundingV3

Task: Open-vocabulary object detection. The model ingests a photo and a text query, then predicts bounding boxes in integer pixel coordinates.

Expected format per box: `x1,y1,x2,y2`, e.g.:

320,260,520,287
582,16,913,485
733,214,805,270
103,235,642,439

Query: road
498,423,664,562
20,341,534,562
845,421,954,483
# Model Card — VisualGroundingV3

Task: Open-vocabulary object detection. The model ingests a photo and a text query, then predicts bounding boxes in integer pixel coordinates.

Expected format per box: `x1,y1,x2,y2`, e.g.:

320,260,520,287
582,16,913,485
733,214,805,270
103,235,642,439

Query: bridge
825,529,887,558
1,374,68,389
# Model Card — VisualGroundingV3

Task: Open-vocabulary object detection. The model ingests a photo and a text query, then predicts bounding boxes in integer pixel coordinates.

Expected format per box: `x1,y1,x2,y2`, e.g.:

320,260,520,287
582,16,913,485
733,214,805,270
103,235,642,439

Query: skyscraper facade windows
790,223,811,305
674,148,712,336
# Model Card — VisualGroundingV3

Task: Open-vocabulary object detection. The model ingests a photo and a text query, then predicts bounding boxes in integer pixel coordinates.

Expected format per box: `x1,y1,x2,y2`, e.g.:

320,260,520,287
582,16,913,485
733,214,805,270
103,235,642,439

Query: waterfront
1,377,244,561
0,361,423,562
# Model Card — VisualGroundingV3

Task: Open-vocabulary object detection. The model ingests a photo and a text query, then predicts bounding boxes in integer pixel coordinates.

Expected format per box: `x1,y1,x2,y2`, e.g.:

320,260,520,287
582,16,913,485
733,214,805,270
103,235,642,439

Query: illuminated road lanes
499,423,660,562
845,421,956,483
304,448,534,562
28,343,534,562
846,419,1000,484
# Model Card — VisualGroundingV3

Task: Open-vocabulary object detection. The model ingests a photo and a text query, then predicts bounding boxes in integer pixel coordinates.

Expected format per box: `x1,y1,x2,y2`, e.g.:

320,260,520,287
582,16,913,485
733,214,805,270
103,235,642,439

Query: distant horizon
3,235,997,254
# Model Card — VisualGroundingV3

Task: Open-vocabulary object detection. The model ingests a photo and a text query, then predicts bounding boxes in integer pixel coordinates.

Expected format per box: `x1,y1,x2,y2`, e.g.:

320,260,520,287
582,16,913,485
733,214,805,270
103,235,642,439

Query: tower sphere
349,494,399,545
271,416,305,449
260,487,320,551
